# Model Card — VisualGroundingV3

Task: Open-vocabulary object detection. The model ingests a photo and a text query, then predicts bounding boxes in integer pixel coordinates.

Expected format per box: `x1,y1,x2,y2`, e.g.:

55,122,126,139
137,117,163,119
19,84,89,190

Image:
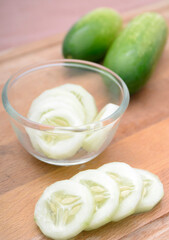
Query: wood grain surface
0,1,169,239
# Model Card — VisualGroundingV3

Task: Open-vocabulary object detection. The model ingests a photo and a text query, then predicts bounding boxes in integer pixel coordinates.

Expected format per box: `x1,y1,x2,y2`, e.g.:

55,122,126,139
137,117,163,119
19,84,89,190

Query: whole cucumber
104,12,168,94
62,8,122,62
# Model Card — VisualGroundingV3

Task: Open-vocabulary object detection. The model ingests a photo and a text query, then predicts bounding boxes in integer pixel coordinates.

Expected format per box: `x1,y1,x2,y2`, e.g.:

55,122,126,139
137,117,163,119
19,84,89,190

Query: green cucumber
104,12,168,94
63,8,122,62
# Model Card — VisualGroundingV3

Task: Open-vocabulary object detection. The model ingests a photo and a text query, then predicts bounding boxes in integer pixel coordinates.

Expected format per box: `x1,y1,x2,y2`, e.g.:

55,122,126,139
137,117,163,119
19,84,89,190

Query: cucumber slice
99,162,143,221
39,107,83,127
34,180,94,240
58,84,97,123
95,103,119,121
29,88,82,109
135,169,164,213
29,100,83,124
83,103,119,152
28,89,86,123
27,87,89,159
27,109,85,159
71,169,119,230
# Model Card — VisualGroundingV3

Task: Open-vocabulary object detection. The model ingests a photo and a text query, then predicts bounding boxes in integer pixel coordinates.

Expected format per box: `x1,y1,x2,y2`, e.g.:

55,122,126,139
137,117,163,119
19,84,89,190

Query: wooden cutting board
0,1,169,239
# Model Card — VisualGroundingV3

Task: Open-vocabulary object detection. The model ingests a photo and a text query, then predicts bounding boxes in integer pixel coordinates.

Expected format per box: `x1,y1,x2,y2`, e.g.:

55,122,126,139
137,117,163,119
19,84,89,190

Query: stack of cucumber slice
27,84,119,159
34,162,164,240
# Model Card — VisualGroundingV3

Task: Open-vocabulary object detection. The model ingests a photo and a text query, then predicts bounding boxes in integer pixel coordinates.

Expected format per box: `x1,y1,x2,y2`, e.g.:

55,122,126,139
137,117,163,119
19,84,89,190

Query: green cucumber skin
104,12,168,94
62,8,122,62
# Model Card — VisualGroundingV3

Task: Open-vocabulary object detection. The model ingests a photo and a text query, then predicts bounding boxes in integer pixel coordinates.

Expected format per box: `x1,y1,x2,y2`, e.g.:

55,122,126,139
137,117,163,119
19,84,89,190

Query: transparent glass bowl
2,60,129,166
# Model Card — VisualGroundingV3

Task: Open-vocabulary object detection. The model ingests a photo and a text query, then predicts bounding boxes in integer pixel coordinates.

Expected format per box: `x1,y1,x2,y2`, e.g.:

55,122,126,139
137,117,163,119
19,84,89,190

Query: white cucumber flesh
34,180,94,240
99,162,143,221
28,90,86,123
28,88,82,110
27,87,89,159
27,84,120,159
34,164,165,239
83,103,119,152
28,109,85,159
95,103,119,121
58,84,97,123
71,169,119,230
135,169,164,213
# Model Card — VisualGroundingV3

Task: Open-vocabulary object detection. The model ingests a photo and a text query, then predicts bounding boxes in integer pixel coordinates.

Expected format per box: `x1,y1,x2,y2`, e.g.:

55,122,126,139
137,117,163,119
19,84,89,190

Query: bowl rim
2,59,130,132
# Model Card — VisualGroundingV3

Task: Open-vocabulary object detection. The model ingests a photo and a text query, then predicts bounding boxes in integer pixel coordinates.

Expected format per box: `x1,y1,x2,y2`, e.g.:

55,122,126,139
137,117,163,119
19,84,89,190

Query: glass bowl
2,60,129,166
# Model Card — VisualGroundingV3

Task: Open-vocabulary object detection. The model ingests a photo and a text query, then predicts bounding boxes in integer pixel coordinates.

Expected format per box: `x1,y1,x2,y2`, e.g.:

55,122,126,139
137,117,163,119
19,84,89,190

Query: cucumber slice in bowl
95,103,119,121
34,180,94,240
135,169,164,213
58,84,98,123
27,87,89,159
83,103,119,152
71,169,119,230
28,89,86,123
99,162,143,221
28,99,84,124
28,109,85,159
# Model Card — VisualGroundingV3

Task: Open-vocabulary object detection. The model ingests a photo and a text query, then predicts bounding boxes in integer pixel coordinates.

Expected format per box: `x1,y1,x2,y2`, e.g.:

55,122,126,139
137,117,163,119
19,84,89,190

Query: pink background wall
0,0,162,51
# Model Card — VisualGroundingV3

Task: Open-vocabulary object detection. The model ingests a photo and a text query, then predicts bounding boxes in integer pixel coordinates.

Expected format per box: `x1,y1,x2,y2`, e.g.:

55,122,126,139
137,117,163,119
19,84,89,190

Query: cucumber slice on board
135,169,164,213
83,103,119,152
58,84,97,123
99,162,143,221
71,169,119,230
34,180,94,240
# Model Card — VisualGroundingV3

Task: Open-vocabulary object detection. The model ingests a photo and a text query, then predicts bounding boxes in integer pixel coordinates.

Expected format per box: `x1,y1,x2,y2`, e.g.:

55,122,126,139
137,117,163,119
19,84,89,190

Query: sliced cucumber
27,84,119,159
71,169,119,230
135,169,164,213
34,164,165,239
34,180,94,240
28,109,85,159
29,101,83,124
39,108,83,127
99,162,143,221
28,89,86,123
58,84,97,123
28,88,82,110
27,87,89,159
95,103,119,121
83,103,119,152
